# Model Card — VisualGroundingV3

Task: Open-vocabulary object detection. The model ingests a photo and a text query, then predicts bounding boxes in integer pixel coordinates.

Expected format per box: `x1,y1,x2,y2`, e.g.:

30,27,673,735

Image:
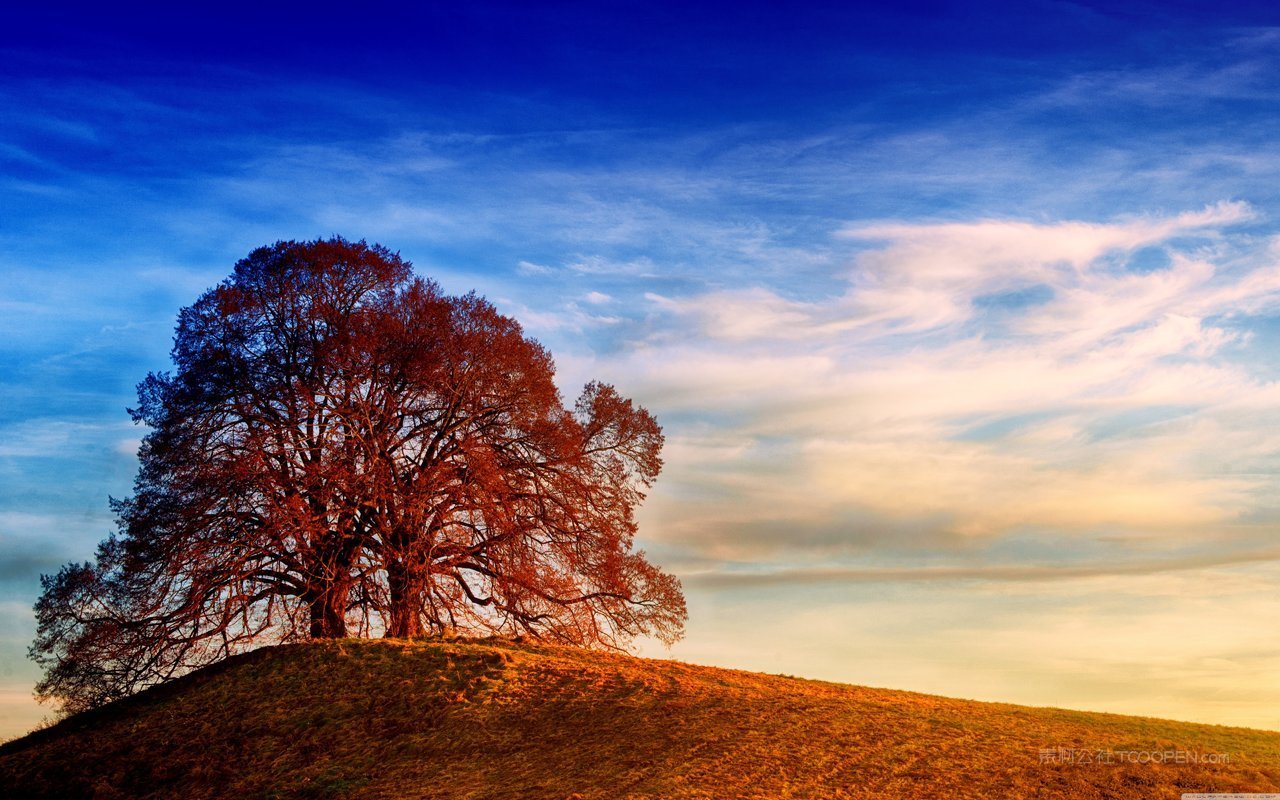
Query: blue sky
5,1,1280,735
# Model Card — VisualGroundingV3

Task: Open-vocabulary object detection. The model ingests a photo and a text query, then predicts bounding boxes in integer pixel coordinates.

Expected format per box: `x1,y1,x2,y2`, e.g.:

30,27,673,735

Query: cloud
516,260,555,276
688,545,1280,588
645,203,1264,345
0,420,135,459
588,205,1280,572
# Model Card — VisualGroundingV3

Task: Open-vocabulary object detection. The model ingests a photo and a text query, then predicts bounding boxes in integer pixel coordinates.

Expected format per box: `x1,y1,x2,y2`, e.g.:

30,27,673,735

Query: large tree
32,237,685,714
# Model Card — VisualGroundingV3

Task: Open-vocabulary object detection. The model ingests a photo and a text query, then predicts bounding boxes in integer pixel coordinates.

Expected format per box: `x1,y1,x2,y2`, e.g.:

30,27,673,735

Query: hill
1,638,1278,799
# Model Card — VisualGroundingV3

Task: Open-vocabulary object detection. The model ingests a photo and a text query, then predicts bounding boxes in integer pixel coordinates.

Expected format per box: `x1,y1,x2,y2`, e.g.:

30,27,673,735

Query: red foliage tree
31,238,685,713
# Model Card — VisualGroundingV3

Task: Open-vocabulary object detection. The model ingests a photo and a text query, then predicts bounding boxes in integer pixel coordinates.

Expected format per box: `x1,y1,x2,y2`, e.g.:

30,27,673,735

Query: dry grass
1,637,1278,799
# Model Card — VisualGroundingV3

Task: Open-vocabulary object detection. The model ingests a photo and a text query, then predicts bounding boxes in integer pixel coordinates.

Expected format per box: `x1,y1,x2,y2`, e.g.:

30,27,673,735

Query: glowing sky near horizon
5,1,1280,737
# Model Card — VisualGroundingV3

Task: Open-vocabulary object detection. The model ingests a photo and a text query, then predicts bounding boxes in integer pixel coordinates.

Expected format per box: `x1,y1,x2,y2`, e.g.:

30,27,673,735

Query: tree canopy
32,237,685,714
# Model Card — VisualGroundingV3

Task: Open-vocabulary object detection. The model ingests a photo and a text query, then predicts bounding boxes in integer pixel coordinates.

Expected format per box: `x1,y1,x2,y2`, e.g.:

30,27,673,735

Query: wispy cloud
689,546,1280,588
582,206,1280,573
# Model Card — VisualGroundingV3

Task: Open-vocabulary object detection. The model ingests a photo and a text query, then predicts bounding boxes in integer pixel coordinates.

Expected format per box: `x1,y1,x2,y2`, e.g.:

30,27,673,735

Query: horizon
5,1,1280,737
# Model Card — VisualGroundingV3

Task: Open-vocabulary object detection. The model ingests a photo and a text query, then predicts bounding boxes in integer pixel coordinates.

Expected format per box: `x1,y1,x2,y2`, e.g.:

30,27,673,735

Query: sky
4,0,1280,736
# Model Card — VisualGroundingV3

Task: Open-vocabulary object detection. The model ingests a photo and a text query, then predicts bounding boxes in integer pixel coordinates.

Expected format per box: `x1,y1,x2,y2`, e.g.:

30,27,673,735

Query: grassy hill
1,638,1278,799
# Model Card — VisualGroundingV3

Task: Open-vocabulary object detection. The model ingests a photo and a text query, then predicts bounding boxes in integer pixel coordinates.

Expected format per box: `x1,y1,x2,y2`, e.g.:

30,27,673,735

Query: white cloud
515,259,554,276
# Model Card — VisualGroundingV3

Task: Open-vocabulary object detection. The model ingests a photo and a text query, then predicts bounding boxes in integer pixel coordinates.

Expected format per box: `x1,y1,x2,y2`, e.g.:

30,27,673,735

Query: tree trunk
385,564,425,638
307,582,349,639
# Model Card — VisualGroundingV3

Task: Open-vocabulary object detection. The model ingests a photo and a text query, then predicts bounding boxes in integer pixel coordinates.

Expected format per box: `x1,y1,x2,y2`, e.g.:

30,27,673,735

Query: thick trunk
305,526,361,639
385,564,425,638
307,582,349,638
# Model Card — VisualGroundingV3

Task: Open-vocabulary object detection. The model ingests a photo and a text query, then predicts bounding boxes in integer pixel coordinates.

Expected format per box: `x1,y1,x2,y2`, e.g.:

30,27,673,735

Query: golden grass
1,637,1278,798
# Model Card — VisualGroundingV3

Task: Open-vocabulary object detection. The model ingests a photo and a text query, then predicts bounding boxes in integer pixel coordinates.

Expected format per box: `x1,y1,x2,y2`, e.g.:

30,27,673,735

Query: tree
31,237,685,714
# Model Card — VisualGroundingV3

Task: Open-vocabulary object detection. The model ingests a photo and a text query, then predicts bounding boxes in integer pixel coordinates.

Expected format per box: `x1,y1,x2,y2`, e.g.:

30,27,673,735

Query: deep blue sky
6,1,1280,735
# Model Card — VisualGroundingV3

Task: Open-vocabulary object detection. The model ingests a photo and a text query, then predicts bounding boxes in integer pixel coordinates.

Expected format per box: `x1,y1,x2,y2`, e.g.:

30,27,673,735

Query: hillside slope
1,638,1278,799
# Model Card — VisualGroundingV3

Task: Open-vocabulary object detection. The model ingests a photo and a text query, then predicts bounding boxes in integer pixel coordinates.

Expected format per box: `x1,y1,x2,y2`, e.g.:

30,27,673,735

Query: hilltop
2,637,1278,799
